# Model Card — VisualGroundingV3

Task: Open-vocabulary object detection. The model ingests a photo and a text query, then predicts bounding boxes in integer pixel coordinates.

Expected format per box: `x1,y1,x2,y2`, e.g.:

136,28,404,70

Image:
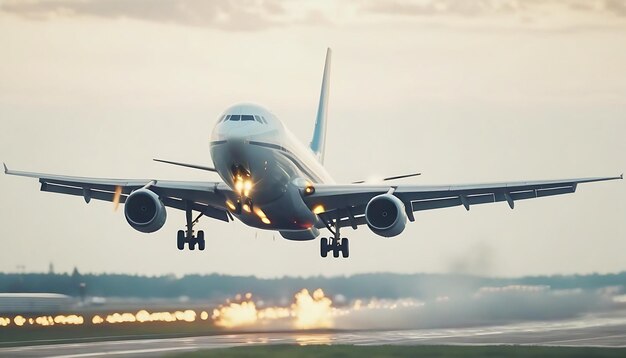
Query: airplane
4,48,623,258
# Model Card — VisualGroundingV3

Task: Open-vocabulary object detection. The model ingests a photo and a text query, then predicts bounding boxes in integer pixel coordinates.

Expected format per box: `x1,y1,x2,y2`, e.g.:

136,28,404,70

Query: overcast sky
1,0,625,278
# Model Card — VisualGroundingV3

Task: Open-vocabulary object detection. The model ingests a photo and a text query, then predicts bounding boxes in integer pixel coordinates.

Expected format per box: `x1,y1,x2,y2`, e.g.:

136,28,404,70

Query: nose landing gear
177,201,205,251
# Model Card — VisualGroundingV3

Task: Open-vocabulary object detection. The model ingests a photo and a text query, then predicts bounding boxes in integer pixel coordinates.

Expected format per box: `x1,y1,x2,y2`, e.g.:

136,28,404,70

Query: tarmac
1,316,625,357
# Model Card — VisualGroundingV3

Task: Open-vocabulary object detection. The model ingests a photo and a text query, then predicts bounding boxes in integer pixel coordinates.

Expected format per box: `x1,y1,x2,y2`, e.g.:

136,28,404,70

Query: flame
113,185,122,211
212,300,258,328
0,290,427,331
211,288,335,330
13,315,26,327
254,207,271,225
292,289,333,329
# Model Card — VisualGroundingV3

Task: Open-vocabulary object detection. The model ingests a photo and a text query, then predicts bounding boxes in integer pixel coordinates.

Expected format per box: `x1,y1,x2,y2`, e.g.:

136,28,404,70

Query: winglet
3,163,7,174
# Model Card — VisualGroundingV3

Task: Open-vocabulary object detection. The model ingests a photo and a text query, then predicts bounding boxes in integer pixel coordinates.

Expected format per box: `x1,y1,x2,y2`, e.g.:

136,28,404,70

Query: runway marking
46,345,204,358
536,333,626,346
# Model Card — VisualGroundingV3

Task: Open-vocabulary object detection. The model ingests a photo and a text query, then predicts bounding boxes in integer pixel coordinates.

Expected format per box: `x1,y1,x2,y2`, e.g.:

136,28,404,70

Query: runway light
243,203,251,213
312,205,325,214
226,200,236,211
261,217,271,225
200,311,209,320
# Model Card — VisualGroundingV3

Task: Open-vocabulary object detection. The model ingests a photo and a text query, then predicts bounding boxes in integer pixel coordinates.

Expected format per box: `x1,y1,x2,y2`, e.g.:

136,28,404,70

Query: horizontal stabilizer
153,159,217,172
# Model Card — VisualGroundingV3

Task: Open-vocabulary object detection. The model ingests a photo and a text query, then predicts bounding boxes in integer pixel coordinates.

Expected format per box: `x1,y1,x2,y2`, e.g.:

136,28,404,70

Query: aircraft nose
217,118,259,138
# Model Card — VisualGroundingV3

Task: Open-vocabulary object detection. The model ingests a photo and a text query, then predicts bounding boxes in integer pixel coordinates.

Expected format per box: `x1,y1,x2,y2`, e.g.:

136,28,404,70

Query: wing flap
306,175,621,229
5,165,231,221
42,182,129,204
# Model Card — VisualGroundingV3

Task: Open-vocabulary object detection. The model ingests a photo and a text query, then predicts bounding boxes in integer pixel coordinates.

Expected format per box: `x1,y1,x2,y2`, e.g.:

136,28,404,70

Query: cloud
361,0,626,17
605,0,626,16
0,0,296,31
3,0,625,31
363,0,520,17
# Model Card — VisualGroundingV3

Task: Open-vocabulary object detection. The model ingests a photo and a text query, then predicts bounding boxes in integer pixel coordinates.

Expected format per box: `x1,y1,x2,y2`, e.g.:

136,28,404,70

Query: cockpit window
224,114,268,123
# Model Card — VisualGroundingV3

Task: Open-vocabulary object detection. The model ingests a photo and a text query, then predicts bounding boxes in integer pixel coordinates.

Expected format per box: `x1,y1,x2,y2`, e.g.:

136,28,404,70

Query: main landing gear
177,202,205,251
320,211,350,258
320,237,349,258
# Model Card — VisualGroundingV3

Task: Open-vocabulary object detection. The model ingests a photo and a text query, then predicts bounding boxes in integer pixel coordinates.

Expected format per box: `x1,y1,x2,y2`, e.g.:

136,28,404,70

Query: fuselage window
230,115,241,121
241,115,255,121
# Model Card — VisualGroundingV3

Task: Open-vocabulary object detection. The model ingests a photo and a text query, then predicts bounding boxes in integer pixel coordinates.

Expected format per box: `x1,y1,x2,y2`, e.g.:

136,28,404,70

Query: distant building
0,293,73,314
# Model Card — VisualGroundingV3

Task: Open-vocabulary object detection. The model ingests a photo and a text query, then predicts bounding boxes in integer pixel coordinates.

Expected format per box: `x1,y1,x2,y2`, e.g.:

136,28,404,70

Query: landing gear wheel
197,231,206,251
177,230,186,251
320,237,329,258
341,238,349,258
332,238,340,258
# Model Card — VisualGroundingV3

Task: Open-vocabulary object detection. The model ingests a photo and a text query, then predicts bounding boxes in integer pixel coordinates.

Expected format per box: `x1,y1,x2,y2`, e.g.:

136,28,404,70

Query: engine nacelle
124,189,167,233
365,194,408,238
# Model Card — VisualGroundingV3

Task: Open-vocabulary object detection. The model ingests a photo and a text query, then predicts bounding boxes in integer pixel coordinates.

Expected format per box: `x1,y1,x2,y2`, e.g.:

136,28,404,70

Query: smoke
447,241,495,276
335,285,617,330
210,284,623,331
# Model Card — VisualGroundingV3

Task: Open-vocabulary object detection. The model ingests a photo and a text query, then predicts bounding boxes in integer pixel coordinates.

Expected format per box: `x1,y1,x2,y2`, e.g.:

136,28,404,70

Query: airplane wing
3,164,233,222
303,175,623,229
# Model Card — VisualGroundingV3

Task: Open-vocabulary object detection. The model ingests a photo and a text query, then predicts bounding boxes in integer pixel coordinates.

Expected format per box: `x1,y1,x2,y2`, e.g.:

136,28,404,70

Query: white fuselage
209,103,333,239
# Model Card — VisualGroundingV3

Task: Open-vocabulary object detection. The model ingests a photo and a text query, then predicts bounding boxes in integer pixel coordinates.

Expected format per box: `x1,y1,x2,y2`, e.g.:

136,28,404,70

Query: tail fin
310,48,332,164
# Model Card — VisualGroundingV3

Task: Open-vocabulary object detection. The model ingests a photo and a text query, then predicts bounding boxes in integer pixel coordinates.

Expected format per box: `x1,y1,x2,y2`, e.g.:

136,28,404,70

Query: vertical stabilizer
310,48,332,164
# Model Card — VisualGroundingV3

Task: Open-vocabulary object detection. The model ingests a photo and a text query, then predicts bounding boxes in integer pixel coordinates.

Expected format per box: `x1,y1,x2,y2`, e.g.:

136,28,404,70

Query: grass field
171,345,626,358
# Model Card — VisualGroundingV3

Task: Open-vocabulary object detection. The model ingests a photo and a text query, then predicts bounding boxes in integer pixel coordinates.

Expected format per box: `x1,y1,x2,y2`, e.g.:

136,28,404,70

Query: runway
2,316,625,357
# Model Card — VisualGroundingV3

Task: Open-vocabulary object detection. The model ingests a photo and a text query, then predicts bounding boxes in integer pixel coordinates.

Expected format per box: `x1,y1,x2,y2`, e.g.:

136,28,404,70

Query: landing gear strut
320,211,349,258
177,201,205,251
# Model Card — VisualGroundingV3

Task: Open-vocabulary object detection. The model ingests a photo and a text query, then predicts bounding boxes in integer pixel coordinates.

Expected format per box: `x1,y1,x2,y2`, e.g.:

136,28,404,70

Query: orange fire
211,288,335,329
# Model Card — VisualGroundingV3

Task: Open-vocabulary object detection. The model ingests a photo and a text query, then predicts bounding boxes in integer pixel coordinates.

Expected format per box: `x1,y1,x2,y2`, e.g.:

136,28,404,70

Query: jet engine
365,194,407,237
124,189,167,233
